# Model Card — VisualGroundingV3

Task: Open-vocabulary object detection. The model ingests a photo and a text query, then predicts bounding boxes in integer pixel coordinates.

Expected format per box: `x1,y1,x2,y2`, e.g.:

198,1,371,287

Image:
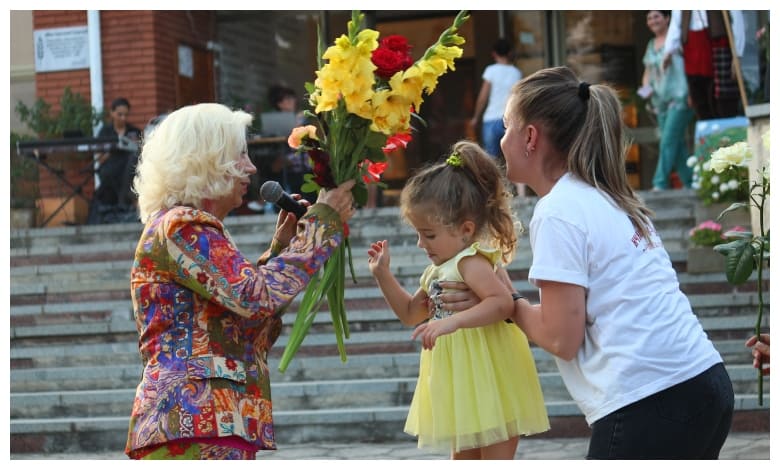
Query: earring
462,236,469,244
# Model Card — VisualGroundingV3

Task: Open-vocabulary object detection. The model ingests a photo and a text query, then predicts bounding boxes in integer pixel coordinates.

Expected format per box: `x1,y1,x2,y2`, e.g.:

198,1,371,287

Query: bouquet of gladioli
278,10,470,372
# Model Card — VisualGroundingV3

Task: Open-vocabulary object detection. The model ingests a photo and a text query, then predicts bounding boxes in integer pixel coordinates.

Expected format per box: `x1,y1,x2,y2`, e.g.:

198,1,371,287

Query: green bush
15,87,104,138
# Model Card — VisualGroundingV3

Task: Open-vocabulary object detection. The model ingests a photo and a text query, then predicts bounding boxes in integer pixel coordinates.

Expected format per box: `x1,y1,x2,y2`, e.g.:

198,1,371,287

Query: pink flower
288,125,318,149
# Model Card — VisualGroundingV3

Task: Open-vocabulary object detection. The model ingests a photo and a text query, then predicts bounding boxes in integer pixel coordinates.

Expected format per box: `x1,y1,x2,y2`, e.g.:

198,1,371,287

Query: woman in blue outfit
641,10,695,190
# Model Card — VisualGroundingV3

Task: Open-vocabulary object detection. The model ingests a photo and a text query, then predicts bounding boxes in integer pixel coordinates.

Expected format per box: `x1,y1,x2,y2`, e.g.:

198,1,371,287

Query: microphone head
260,180,283,203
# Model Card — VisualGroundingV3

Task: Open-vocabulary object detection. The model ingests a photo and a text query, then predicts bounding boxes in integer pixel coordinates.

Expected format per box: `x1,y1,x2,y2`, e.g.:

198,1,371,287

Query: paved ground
9,432,771,460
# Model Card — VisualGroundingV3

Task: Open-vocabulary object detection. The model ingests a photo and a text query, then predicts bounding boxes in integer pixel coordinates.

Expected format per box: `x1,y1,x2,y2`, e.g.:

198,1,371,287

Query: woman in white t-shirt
439,66,734,459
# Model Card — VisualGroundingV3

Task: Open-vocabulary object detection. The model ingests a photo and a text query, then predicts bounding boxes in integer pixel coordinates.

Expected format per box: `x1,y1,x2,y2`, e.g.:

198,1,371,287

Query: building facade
11,10,769,226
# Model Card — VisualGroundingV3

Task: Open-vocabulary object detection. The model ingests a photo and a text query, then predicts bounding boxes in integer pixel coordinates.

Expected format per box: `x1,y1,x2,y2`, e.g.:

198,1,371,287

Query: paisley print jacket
125,204,342,456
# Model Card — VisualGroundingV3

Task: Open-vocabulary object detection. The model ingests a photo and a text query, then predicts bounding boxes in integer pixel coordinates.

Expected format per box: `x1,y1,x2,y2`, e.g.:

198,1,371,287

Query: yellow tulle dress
404,243,550,452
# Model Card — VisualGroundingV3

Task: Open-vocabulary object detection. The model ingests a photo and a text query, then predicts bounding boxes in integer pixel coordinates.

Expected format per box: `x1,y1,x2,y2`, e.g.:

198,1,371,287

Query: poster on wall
34,26,90,73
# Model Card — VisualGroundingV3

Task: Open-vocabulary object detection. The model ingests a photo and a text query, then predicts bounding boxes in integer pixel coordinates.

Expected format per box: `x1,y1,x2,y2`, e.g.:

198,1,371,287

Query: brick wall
33,10,217,129
31,10,216,226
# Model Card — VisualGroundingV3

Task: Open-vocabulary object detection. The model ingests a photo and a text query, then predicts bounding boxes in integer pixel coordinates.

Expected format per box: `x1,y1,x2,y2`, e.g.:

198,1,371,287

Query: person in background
664,10,745,120
87,97,142,224
470,38,525,198
125,102,356,460
641,10,695,190
271,85,316,204
368,141,549,459
437,66,734,459
249,85,315,213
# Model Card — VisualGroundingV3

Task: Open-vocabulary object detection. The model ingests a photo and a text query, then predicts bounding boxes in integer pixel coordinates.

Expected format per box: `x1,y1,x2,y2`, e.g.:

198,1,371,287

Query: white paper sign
34,26,90,72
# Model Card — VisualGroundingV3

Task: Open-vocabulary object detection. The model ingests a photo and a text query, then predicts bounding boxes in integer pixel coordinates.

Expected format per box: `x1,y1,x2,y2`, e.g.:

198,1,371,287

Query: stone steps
9,360,769,421
10,189,771,454
9,392,770,455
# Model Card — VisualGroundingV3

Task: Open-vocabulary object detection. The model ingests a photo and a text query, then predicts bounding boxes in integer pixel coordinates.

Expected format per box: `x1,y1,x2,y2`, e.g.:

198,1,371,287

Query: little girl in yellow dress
368,141,549,459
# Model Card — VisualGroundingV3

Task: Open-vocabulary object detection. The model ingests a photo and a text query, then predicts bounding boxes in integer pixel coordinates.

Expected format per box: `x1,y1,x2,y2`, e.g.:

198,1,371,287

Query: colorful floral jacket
125,204,342,456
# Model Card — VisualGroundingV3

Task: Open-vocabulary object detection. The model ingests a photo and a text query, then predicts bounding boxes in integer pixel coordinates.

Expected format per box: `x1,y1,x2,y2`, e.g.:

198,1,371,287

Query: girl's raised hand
367,240,390,276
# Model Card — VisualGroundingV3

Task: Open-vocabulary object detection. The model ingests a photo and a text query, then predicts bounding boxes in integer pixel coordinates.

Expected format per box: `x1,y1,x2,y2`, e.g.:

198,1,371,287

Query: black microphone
260,180,307,218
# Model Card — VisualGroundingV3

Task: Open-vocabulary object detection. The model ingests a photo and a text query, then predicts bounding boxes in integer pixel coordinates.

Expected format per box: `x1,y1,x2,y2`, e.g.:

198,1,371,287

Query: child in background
367,140,549,459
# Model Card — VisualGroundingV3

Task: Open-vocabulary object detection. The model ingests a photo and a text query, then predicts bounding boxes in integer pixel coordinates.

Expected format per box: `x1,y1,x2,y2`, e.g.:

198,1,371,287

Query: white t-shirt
482,63,522,122
528,173,723,425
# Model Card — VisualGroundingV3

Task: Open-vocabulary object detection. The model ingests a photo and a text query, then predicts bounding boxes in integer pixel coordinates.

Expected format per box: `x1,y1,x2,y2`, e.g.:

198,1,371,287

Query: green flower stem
753,175,768,406
278,245,342,372
421,10,470,61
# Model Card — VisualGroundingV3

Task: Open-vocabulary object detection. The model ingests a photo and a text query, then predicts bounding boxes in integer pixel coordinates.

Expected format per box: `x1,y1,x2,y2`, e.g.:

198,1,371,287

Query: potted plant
10,132,40,228
686,220,747,273
13,87,104,227
687,126,752,228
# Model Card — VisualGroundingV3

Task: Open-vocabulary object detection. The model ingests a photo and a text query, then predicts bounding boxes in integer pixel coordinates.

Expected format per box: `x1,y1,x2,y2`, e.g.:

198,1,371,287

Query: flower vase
687,246,726,274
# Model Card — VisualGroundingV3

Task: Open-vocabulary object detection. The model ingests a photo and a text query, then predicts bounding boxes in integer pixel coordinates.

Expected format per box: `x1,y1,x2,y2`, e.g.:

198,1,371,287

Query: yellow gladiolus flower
389,70,425,111
371,90,412,135
432,44,463,70
354,29,379,53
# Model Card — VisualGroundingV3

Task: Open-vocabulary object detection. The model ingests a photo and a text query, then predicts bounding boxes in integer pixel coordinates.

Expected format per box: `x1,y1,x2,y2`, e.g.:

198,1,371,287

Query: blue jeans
481,119,505,158
652,103,695,189
587,363,734,459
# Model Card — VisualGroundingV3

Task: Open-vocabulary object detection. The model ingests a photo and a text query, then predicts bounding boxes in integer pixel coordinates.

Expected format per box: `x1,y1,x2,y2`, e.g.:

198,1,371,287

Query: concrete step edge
8,393,767,434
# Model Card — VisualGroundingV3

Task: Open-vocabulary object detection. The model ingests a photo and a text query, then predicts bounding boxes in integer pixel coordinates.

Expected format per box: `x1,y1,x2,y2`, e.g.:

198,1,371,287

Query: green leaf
353,184,368,207
717,202,749,221
365,145,387,163
725,243,756,285
365,131,387,149
723,229,753,239
713,238,748,255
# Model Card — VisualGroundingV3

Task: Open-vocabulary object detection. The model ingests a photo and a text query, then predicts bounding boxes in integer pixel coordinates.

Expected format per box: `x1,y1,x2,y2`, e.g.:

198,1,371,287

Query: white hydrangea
720,182,730,193
687,156,698,168
728,179,739,190
712,192,720,200
711,175,720,184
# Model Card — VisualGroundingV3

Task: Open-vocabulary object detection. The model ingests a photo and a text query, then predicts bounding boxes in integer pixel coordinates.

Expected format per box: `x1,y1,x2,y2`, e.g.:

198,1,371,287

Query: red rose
380,35,412,54
308,149,335,188
372,35,413,80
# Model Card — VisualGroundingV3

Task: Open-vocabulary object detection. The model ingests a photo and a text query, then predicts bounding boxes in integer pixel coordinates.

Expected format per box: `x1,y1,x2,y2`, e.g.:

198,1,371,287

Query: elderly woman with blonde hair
125,102,356,460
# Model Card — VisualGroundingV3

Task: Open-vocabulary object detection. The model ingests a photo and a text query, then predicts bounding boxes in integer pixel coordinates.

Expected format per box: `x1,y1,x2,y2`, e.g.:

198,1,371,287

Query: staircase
10,189,770,455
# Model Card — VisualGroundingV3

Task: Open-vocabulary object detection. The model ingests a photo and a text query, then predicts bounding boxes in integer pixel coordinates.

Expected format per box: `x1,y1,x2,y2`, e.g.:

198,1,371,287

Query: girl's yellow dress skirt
404,320,550,452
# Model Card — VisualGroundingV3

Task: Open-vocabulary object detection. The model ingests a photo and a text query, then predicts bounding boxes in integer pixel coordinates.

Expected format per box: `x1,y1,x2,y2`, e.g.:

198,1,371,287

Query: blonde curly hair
133,103,253,222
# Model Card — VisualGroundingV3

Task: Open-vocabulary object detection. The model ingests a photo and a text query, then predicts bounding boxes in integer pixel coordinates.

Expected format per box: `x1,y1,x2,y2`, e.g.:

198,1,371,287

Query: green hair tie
446,153,462,167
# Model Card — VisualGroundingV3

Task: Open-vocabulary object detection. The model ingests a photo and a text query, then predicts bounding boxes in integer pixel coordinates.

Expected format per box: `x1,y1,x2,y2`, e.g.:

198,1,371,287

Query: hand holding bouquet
278,10,470,372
